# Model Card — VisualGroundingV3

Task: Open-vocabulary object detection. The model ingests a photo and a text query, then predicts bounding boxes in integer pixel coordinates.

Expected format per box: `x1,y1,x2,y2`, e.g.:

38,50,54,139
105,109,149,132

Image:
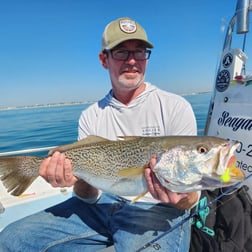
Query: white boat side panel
207,84,252,194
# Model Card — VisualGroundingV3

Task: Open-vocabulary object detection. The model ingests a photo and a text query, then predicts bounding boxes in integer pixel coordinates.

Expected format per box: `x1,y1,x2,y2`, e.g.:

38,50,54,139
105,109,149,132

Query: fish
0,135,245,197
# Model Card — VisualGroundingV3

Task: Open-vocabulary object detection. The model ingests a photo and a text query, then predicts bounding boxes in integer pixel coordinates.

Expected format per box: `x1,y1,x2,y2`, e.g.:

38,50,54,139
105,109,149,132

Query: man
0,17,198,251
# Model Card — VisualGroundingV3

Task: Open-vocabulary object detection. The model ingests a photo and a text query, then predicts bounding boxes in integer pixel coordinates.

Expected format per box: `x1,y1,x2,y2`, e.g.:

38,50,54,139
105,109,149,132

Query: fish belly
74,170,147,196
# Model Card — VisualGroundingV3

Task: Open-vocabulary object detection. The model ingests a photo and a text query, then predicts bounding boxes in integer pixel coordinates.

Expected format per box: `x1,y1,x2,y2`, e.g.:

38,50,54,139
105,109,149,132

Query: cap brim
104,38,154,50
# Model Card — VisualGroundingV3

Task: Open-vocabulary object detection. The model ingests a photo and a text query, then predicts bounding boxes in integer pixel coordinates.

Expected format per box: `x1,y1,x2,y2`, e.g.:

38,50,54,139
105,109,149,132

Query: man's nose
126,52,136,63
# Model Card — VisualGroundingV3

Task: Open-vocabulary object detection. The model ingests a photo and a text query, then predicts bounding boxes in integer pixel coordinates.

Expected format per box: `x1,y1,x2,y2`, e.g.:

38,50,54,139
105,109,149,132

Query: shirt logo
119,19,137,33
142,126,160,136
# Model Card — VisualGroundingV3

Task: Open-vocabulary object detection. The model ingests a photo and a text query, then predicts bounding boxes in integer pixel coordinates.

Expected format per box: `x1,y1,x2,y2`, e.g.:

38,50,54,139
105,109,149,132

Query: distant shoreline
0,91,211,111
0,101,95,111
182,91,211,96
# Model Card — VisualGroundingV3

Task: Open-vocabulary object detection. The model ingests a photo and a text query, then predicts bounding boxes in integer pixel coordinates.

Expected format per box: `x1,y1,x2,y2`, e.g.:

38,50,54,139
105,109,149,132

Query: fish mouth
225,156,244,180
216,141,245,182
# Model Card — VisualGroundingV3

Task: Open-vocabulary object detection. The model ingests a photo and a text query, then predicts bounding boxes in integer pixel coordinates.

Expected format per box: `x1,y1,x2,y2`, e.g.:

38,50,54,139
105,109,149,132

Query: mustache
120,64,142,73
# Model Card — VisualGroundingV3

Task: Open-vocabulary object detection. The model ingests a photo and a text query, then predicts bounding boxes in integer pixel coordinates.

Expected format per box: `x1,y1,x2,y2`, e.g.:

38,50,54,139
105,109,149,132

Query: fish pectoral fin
130,191,148,203
117,166,145,177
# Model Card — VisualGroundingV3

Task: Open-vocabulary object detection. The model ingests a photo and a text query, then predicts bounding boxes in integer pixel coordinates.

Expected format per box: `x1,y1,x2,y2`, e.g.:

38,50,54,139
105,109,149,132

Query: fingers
144,167,157,198
146,156,170,202
174,192,199,210
145,167,198,208
39,151,77,187
145,166,170,202
146,171,189,204
47,152,63,186
149,155,157,168
39,156,52,178
64,158,75,184
165,191,189,206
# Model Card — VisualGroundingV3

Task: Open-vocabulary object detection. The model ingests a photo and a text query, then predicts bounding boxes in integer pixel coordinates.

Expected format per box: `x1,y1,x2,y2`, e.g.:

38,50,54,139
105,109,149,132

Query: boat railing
0,146,56,157
223,0,251,51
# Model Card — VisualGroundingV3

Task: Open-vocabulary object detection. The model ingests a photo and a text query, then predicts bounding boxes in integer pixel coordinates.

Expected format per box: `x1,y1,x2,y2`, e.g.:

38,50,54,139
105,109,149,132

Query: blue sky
0,0,243,107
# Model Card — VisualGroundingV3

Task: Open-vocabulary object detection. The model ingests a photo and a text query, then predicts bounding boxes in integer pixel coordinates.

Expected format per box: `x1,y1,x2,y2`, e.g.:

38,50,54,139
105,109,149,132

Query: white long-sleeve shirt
79,83,196,140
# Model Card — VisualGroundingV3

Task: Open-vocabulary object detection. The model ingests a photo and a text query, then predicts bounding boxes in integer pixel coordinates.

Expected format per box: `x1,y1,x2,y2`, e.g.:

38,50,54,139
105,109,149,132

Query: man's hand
145,156,199,210
39,151,78,187
39,151,99,199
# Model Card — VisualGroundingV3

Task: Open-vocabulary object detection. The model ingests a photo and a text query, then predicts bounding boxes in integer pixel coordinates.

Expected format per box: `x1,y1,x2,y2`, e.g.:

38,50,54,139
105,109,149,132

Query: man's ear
99,52,108,69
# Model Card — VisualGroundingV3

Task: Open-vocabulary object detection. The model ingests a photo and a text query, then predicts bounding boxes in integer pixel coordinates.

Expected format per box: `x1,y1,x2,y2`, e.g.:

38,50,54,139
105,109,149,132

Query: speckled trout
0,135,245,197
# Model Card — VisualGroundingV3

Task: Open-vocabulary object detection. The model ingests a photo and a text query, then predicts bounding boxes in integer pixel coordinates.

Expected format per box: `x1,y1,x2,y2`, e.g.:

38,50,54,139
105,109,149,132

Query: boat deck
0,177,73,231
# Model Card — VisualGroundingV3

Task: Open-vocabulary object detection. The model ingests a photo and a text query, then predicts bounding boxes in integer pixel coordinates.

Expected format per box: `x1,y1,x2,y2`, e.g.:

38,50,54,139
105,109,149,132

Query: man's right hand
39,151,78,187
39,151,99,199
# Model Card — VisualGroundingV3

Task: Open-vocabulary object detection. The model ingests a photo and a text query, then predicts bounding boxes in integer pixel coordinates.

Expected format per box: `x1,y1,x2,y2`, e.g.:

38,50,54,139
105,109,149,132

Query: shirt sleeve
170,101,197,136
163,95,197,136
78,104,98,140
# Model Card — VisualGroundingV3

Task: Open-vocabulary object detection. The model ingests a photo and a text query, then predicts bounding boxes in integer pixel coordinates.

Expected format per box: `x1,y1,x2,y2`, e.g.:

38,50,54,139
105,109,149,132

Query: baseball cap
102,17,154,50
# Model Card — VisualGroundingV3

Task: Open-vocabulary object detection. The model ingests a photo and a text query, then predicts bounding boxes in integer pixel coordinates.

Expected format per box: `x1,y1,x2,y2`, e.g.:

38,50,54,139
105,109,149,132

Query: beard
117,73,144,89
117,64,145,89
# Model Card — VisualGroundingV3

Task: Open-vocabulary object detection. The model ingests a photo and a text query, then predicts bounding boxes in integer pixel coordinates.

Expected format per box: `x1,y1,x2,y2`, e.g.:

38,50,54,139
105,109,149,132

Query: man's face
101,40,149,91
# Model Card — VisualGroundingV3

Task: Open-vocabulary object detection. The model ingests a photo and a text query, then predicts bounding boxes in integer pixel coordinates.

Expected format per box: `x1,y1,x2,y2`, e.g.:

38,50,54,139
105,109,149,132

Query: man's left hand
145,156,199,210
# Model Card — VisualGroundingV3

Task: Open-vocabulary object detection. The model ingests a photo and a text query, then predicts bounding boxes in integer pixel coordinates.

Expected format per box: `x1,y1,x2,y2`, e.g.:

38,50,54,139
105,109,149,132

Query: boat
0,149,73,231
205,0,252,195
0,1,252,251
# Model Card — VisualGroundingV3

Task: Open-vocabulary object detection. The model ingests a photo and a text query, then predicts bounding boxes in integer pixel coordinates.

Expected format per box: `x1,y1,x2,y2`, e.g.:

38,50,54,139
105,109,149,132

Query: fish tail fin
0,156,42,196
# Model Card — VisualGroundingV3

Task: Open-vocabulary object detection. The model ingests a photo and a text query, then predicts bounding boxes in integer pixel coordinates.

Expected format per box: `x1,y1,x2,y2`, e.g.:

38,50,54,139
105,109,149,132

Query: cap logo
119,19,137,33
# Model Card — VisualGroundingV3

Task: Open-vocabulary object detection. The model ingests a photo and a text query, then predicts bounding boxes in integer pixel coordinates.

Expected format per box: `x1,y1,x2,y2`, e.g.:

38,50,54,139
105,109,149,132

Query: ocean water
0,92,211,155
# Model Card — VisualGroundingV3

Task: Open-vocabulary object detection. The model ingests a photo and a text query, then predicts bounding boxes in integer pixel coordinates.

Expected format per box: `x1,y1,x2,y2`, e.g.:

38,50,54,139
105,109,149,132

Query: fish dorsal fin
117,136,142,141
117,166,145,177
48,135,110,155
80,135,109,144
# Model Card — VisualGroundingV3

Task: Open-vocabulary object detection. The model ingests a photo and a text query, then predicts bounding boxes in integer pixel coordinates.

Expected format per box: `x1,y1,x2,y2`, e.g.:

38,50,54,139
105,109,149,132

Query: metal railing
0,146,56,157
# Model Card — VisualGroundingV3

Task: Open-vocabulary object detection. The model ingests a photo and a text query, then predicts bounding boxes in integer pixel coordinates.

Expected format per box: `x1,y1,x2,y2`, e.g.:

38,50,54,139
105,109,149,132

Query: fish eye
197,145,209,154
